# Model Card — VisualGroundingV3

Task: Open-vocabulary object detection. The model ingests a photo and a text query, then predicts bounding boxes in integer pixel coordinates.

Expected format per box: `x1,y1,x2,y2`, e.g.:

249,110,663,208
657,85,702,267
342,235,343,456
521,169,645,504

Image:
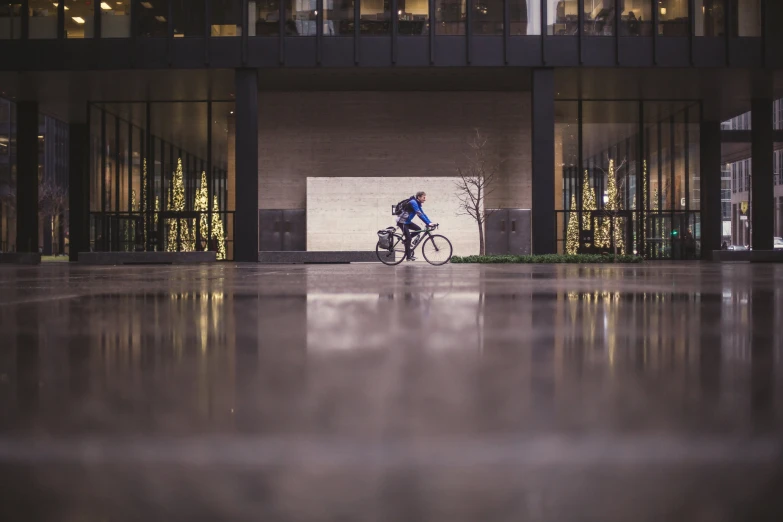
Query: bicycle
376,224,453,266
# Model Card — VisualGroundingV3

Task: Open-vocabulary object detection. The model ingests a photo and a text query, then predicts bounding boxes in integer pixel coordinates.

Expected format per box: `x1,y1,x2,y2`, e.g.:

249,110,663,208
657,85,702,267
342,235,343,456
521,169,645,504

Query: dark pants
399,222,421,259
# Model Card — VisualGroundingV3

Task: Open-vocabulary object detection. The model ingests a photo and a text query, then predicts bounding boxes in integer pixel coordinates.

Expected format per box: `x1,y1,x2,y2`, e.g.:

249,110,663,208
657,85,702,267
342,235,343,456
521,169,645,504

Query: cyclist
397,191,435,261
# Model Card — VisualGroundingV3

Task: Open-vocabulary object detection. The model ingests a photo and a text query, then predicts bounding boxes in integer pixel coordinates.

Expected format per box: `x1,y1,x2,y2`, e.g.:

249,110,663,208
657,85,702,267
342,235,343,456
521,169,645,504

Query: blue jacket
398,198,431,225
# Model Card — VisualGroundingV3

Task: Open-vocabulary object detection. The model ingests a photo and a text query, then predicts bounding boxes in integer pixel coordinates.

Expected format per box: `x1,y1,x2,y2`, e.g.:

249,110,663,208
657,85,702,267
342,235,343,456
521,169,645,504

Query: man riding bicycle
397,191,436,261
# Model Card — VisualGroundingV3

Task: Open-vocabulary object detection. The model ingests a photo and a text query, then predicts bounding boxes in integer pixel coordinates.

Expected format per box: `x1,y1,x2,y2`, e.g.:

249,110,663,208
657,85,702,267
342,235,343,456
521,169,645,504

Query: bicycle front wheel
376,239,406,266
421,234,453,266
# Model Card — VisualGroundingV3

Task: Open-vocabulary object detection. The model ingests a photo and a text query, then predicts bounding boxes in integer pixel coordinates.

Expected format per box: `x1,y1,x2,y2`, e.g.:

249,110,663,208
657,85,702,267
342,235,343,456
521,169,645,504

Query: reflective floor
1,263,782,521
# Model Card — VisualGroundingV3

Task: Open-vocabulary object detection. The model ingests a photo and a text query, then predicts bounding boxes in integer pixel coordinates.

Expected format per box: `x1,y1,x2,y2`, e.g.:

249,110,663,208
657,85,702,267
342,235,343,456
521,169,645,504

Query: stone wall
306,177,480,255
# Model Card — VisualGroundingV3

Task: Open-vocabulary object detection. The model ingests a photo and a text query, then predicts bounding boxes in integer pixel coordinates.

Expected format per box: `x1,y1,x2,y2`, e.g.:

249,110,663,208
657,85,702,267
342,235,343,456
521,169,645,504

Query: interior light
398,9,402,15
229,111,234,114
141,1,153,8
53,2,70,9
155,15,166,22
101,2,112,9
72,16,85,24
660,7,666,15
314,10,318,15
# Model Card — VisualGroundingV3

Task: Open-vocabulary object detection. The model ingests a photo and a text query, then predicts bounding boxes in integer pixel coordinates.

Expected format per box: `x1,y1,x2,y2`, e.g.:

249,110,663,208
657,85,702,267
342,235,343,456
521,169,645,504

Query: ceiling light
101,2,112,9
660,7,666,15
72,16,85,24
53,2,70,9
141,1,153,8
155,15,166,22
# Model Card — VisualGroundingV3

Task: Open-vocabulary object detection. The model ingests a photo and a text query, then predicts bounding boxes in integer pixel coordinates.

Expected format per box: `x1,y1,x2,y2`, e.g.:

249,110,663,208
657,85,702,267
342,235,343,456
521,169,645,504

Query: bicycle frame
389,228,433,253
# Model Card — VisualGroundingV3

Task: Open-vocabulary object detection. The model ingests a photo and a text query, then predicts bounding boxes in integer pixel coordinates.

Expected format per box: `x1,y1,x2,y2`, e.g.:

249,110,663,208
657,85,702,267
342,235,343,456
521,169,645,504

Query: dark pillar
531,69,555,254
700,120,722,258
16,102,39,253
234,69,259,262
751,98,774,251
69,123,89,262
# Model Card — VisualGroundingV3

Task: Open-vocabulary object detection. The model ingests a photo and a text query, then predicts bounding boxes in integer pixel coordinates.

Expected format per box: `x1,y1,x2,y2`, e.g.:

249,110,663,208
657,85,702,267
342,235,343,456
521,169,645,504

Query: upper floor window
583,0,613,36
29,0,58,38
399,0,429,35
65,0,93,38
172,0,205,37
138,0,168,37
472,0,502,35
619,0,652,36
547,0,577,35
658,0,688,36
695,0,724,37
729,0,760,37
211,0,242,36
250,0,280,36
436,0,465,35
101,1,131,38
0,1,22,39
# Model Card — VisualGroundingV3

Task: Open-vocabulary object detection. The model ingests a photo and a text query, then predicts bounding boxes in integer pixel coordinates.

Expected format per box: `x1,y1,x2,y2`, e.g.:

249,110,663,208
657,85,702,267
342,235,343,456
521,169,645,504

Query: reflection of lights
72,16,85,24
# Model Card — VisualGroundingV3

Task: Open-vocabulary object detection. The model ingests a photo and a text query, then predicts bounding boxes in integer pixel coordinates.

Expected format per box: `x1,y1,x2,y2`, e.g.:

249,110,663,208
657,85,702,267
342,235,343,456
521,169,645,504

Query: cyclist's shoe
407,255,416,262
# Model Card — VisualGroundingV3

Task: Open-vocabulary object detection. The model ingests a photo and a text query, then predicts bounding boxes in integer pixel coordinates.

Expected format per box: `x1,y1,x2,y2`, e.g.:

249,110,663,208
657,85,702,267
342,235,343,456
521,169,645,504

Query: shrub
450,254,643,264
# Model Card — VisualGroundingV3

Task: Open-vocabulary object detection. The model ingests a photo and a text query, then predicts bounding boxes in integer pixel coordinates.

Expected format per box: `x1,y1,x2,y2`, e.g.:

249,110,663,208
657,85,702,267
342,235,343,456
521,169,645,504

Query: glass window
66,0,94,38
100,0,130,37
619,0,652,36
436,0,465,35
360,0,387,35
547,0,577,35
510,0,541,35
472,0,502,35
104,113,116,212
0,2,22,39
138,0,168,37
324,0,353,35
658,0,689,36
287,0,316,35
584,0,614,36
172,0,205,37
28,0,58,38
398,0,428,35
554,101,579,254
729,0,760,37
211,0,242,36
251,0,279,36
695,0,724,36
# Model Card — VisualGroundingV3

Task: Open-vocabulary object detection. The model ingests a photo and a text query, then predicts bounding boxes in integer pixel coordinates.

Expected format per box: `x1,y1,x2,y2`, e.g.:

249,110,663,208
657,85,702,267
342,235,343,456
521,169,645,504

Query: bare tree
455,129,501,256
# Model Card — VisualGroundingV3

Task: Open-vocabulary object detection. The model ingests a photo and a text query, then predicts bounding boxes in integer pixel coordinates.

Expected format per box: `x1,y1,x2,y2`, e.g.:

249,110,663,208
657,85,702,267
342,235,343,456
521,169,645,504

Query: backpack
394,196,415,216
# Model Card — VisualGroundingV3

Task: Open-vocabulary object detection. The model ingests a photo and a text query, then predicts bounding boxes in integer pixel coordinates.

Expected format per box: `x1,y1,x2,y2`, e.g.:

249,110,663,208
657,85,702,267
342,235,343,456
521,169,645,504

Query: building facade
0,0,782,261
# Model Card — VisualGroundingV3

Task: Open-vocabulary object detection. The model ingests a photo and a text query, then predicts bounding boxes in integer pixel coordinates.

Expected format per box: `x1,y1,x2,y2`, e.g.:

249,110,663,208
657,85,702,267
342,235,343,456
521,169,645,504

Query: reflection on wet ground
0,263,782,521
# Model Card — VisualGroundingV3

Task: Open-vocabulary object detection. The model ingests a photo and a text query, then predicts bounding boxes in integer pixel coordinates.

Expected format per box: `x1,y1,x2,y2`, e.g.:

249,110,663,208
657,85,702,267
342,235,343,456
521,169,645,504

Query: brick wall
258,92,532,211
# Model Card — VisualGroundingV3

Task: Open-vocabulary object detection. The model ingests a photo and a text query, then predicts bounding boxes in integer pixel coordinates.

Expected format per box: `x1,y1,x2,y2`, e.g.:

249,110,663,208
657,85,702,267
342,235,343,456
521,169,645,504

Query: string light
211,195,226,260
167,158,194,252
194,171,210,249
566,194,579,254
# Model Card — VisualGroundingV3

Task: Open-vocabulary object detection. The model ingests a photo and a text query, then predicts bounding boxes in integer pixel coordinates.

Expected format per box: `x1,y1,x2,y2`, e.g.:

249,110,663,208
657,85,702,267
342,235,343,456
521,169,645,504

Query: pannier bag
377,227,395,249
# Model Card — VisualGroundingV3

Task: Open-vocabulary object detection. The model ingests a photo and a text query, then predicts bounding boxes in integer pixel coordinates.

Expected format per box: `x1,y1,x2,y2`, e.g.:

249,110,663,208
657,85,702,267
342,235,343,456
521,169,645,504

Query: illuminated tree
603,159,625,255
193,171,209,250
142,159,149,247
211,195,226,260
565,194,579,254
166,158,194,252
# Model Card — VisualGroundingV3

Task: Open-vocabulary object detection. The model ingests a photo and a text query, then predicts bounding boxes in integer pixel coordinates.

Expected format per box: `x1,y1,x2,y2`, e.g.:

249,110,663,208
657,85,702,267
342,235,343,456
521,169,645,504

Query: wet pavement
0,262,782,521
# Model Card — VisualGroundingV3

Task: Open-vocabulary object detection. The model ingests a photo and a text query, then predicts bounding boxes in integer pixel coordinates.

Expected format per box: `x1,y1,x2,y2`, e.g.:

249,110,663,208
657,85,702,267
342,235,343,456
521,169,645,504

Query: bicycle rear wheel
376,237,406,266
421,234,453,266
